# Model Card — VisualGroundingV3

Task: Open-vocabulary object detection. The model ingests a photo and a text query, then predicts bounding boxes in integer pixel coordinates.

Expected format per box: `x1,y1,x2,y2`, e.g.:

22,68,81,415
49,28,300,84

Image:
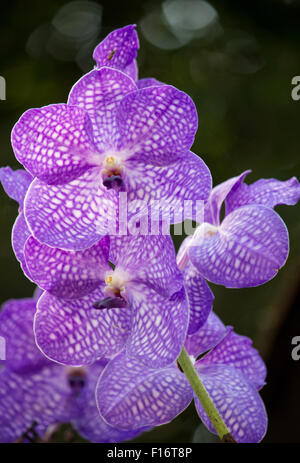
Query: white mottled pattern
12,212,31,275
194,364,268,443
185,312,227,358
24,236,110,299
199,329,267,390
68,67,137,152
34,289,132,366
116,85,198,166
126,151,212,223
189,204,289,288
0,366,71,442
226,175,300,214
96,350,193,430
24,169,117,250
12,104,97,184
183,262,214,335
74,362,144,442
110,235,183,297
0,166,32,205
93,25,139,75
126,286,189,368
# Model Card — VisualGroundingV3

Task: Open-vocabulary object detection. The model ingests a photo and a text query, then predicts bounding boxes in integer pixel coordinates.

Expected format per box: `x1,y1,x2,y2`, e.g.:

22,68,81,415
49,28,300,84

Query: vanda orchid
0,24,299,444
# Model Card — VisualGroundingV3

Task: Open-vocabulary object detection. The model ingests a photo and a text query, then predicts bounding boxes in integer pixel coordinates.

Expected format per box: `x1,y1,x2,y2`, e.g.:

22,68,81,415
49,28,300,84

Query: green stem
177,346,236,443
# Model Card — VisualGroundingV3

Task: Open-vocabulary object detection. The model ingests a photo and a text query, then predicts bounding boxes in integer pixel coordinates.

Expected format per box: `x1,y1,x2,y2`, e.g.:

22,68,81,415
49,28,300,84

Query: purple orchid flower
0,167,189,369
96,311,267,443
0,296,145,443
177,171,300,288
11,60,211,250
26,234,188,369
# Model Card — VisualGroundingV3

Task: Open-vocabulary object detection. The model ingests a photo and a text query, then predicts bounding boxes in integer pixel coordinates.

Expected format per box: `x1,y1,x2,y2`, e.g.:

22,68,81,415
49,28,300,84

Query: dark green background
0,0,299,443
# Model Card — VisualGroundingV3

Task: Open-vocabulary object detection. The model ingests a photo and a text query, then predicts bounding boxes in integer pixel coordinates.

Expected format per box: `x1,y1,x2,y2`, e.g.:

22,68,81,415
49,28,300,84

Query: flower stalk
177,346,236,443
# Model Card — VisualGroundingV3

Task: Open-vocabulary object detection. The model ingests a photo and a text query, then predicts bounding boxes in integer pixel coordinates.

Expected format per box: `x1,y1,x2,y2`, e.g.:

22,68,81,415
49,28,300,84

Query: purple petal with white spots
137,78,163,89
226,175,300,214
199,329,267,390
24,169,117,250
24,236,110,299
125,151,212,223
185,312,227,358
183,262,214,335
34,289,132,366
0,298,49,373
194,364,268,443
11,104,97,185
189,204,289,288
110,235,183,297
126,285,189,368
12,212,31,275
93,25,139,73
68,67,137,152
204,171,250,225
96,350,193,430
124,60,138,81
0,166,32,205
0,365,73,443
75,363,145,442
116,85,198,166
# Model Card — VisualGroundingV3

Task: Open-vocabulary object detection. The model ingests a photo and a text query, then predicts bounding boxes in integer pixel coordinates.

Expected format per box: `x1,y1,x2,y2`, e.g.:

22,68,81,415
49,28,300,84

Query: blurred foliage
0,0,299,443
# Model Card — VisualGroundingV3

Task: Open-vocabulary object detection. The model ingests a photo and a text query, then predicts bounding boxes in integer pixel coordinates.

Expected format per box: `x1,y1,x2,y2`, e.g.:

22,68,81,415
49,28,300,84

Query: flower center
104,269,129,296
93,269,131,310
67,367,87,396
102,155,125,192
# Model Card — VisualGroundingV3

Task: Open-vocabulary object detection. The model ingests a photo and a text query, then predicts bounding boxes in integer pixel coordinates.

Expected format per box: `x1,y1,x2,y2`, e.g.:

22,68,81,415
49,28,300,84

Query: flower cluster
0,24,299,443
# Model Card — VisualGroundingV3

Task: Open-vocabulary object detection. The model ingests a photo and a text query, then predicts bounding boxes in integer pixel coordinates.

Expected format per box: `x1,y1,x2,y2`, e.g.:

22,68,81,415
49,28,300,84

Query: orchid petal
34,289,132,366
68,67,137,152
116,85,198,166
189,205,289,288
12,104,97,185
194,364,267,443
96,350,193,430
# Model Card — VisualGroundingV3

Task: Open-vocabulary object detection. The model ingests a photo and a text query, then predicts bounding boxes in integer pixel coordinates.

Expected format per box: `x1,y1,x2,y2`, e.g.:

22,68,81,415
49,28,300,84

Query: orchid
96,312,267,443
0,167,188,369
28,234,188,369
11,63,211,250
178,171,300,288
0,296,145,443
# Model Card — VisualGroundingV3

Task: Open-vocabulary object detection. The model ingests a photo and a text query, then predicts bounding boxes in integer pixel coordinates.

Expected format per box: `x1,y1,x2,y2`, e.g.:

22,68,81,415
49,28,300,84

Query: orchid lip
103,174,125,191
93,296,128,309
67,367,87,396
